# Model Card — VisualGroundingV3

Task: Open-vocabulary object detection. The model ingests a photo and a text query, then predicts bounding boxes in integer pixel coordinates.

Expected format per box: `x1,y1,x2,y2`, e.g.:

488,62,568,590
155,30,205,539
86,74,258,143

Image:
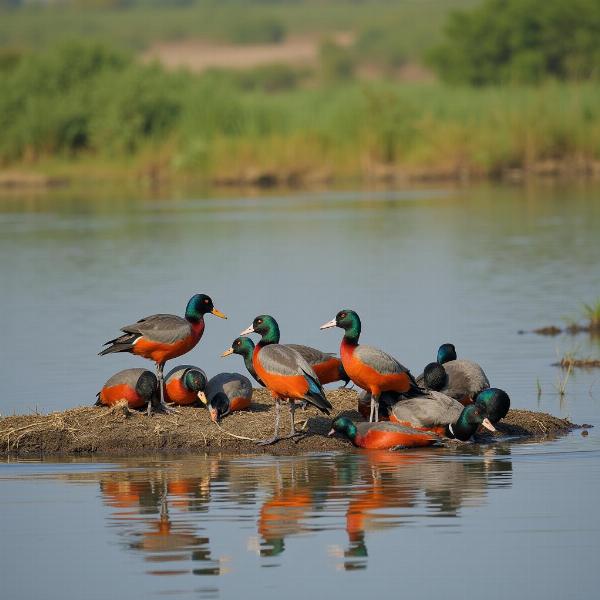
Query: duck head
240,315,280,345
475,388,510,424
437,343,457,364
320,310,361,343
181,368,207,400
328,416,358,441
423,362,448,391
448,404,496,441
207,392,229,423
136,371,160,403
221,336,255,360
186,294,227,323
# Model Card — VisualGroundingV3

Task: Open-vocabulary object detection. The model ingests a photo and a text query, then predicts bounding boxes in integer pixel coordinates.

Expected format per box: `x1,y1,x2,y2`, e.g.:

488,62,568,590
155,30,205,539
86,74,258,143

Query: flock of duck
97,293,511,449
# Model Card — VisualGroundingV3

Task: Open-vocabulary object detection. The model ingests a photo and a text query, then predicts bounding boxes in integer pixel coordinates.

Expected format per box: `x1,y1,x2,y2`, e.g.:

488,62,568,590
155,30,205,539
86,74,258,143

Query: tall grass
2,43,600,182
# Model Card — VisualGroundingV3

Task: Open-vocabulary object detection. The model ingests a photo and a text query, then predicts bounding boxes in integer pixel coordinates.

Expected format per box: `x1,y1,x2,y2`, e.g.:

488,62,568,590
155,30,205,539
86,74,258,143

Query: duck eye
203,299,209,304
340,313,346,319
257,319,263,324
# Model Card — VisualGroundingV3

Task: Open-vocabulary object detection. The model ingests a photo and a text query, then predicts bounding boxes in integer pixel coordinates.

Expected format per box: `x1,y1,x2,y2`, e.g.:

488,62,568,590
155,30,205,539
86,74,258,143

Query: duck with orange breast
164,365,208,406
320,310,422,422
96,368,159,411
329,417,439,450
222,336,350,388
231,315,332,445
99,294,226,413
199,372,253,423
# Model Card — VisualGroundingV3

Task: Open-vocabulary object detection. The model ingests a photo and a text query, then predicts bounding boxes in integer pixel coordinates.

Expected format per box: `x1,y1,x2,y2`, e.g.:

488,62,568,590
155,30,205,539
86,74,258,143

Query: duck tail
98,333,137,356
94,392,102,407
302,371,332,414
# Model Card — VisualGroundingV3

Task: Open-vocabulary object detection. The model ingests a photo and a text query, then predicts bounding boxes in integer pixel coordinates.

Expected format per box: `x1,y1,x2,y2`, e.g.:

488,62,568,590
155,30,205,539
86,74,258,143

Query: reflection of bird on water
98,466,228,576
251,461,316,557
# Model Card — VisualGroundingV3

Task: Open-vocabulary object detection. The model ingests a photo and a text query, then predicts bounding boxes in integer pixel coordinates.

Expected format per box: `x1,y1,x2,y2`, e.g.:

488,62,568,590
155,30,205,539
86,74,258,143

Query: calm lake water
1,182,600,598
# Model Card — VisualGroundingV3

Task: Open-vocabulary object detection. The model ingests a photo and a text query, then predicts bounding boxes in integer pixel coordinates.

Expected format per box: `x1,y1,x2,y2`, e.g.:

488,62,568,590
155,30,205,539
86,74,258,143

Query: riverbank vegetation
1,0,600,186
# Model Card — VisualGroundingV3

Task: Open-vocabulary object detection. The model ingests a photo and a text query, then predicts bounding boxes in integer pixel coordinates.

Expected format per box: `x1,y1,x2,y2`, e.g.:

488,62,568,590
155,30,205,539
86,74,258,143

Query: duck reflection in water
328,447,513,571
99,459,230,576
58,449,512,574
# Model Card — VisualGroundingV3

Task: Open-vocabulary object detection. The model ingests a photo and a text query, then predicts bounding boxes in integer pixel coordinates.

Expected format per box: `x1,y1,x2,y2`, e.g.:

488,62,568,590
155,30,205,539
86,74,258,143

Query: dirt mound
0,389,578,457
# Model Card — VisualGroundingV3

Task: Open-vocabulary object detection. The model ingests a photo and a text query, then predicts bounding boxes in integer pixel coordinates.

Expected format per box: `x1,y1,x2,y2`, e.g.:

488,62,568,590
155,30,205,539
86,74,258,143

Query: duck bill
211,308,227,319
221,347,234,357
197,391,208,405
240,324,255,335
320,319,337,330
481,418,496,432
327,428,336,436
209,408,219,423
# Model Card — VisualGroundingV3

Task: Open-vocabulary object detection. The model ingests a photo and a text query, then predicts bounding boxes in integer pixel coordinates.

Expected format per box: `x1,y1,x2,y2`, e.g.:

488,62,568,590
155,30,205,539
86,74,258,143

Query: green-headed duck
232,315,332,445
99,294,226,413
321,310,421,422
328,416,439,450
199,372,253,422
164,365,207,406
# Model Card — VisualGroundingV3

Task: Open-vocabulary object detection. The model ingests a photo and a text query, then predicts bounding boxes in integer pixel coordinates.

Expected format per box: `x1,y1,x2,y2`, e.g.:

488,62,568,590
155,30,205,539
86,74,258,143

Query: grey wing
103,368,150,389
354,344,408,375
206,373,252,401
286,344,335,366
391,392,462,427
165,364,203,384
443,360,490,398
122,314,191,344
259,344,318,378
415,372,425,386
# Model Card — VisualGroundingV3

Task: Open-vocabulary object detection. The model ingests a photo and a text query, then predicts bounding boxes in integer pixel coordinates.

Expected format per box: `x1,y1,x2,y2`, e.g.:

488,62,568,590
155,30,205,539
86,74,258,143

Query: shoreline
0,389,580,458
2,160,600,193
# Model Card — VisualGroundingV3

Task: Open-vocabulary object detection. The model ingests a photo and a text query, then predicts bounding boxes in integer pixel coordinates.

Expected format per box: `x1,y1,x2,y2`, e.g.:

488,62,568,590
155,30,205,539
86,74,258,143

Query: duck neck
343,422,358,441
260,322,280,346
343,317,361,345
446,412,477,441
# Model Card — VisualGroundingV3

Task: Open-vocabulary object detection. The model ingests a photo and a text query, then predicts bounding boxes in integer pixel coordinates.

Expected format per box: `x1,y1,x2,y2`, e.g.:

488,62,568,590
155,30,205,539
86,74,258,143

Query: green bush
354,27,407,70
319,40,356,83
428,0,600,84
228,17,286,44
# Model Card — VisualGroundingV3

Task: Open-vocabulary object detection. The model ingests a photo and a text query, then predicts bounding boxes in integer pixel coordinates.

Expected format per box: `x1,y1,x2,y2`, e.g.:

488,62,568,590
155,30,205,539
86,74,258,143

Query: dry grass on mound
0,389,578,457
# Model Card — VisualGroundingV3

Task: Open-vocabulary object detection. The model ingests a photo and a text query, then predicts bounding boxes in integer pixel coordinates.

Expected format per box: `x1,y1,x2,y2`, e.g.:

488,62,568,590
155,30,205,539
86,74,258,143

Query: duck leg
369,393,380,423
285,401,306,440
257,399,282,445
148,362,177,415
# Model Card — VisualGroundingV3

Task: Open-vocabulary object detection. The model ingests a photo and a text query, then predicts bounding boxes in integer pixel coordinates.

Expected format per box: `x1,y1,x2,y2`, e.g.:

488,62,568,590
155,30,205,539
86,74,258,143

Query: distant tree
428,0,600,84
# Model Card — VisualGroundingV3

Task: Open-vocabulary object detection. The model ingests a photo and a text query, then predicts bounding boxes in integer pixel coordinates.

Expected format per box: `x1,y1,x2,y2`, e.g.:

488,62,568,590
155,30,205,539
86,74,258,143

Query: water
1,182,600,598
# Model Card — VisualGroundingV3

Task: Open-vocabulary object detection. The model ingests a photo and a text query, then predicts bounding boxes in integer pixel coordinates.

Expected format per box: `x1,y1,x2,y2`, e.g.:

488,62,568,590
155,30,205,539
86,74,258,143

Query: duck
164,365,207,406
388,391,497,440
416,343,490,404
199,372,253,422
320,310,421,422
328,416,439,450
222,336,350,387
96,368,159,410
232,315,332,445
474,388,510,424
99,294,226,413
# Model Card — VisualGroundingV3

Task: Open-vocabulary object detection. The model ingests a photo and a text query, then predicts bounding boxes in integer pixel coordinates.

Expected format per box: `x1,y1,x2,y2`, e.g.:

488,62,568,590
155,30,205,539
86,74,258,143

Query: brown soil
528,323,600,337
0,171,68,189
0,389,579,458
554,357,600,368
141,33,353,73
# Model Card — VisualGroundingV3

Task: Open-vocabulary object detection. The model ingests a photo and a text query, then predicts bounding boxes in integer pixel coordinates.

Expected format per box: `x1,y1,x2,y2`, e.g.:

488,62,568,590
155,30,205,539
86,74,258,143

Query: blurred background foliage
1,0,600,181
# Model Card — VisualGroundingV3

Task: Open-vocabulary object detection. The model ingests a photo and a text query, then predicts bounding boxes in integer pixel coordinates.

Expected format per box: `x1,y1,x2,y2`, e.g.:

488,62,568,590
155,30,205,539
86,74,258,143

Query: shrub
428,0,600,85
